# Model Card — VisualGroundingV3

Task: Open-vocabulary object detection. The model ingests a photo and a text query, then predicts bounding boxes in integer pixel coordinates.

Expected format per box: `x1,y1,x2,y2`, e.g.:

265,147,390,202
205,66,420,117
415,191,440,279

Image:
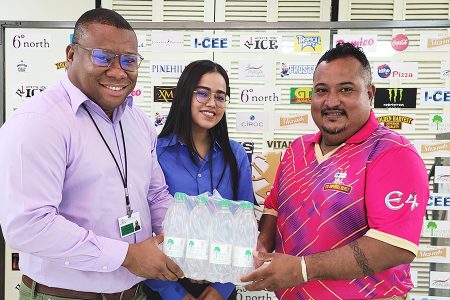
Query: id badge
118,212,142,238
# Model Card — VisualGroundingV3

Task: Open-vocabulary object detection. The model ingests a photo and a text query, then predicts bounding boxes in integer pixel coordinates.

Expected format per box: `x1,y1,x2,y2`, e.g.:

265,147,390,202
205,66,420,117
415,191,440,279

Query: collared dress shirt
0,73,173,293
145,133,254,299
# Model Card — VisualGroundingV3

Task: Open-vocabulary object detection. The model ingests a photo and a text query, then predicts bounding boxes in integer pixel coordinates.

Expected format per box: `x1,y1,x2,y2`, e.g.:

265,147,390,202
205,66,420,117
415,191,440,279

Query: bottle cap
218,198,230,208
240,201,253,210
174,192,187,202
197,195,208,205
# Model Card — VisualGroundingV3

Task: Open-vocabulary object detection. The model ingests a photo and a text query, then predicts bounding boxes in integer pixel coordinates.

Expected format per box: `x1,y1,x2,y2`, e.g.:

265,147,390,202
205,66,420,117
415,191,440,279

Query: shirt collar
158,133,222,151
305,110,379,144
61,72,134,121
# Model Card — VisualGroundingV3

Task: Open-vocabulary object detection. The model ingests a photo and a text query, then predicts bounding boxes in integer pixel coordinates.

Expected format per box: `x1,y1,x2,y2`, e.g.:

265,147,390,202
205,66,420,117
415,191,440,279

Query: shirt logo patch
384,191,419,211
324,171,352,193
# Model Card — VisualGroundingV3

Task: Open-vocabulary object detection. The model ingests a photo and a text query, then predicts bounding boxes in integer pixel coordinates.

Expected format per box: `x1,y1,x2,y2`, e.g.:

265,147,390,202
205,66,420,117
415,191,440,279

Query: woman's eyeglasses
72,43,144,72
193,88,230,108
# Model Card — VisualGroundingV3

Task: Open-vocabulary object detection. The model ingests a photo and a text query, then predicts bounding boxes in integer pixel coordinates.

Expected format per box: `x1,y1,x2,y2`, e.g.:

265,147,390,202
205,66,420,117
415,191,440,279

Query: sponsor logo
324,170,352,193
294,34,322,52
16,85,46,98
384,191,419,211
430,114,450,132
251,152,282,205
417,248,447,259
150,62,186,77
236,112,269,132
430,271,450,289
422,88,450,104
266,140,292,149
333,34,377,52
151,31,184,52
16,60,28,72
193,36,229,49
391,34,409,51
427,36,450,48
12,34,50,49
129,88,143,98
154,86,176,102
377,115,414,130
377,64,391,78
239,141,254,163
240,88,280,103
280,63,315,78
239,61,272,81
242,36,279,51
55,61,67,70
290,87,312,104
374,88,417,108
421,142,450,153
153,112,167,127
279,115,308,127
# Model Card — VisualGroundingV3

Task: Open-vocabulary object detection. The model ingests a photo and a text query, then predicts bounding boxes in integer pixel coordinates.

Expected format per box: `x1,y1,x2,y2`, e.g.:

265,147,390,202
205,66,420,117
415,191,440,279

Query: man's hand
122,235,184,280
240,251,303,292
197,286,224,300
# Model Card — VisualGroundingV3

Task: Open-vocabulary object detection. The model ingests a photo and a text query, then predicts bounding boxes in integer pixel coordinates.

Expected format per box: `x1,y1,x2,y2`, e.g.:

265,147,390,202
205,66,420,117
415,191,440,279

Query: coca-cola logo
391,34,409,51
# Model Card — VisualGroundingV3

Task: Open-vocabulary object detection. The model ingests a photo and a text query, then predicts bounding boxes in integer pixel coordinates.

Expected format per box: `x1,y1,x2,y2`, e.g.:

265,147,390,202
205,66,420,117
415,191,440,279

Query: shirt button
102,266,108,270
198,174,202,178
64,261,69,265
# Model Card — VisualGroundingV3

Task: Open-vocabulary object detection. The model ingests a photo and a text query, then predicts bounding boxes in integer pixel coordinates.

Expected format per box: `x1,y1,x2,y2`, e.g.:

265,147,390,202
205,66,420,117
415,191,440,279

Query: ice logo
378,64,391,78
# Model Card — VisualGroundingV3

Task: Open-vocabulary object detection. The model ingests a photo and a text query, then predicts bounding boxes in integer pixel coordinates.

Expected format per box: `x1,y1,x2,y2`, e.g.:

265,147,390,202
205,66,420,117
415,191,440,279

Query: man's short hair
316,42,372,84
72,8,134,44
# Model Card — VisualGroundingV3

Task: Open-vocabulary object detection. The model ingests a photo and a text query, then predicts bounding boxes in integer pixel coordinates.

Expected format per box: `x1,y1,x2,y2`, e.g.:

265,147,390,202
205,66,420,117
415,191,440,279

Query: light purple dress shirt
0,73,173,293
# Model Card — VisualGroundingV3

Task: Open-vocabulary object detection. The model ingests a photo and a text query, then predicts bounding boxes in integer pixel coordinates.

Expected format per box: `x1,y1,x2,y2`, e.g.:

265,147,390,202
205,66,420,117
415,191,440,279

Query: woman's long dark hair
159,60,239,200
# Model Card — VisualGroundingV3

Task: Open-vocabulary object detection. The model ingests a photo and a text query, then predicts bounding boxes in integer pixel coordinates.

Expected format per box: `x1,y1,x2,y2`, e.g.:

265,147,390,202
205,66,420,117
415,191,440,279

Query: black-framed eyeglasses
193,88,230,108
72,43,144,72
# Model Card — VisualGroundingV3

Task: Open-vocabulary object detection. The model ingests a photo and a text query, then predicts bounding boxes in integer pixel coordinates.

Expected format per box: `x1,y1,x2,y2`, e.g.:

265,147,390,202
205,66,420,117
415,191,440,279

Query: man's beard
322,126,346,135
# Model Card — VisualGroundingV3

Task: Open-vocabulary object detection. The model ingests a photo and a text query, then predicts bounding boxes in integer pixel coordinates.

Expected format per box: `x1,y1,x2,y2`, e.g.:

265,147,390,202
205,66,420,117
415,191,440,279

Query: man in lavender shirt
0,8,183,300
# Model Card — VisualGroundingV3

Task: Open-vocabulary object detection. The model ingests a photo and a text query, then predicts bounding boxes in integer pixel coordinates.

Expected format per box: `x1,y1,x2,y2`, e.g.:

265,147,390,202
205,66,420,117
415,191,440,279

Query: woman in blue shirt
144,60,254,300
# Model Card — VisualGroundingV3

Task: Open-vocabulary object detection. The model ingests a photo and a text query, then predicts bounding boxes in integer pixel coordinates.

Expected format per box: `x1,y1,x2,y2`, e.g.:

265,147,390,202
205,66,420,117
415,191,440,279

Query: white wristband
300,256,308,283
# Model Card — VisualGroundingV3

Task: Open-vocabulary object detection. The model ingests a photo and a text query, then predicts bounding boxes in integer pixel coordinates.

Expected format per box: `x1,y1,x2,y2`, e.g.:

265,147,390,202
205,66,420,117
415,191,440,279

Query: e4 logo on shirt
385,191,418,211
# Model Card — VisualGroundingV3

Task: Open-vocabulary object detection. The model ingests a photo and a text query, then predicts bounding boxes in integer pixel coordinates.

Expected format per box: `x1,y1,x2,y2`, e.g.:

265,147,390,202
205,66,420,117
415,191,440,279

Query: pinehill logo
154,86,175,102
324,171,352,193
290,87,312,104
377,115,414,130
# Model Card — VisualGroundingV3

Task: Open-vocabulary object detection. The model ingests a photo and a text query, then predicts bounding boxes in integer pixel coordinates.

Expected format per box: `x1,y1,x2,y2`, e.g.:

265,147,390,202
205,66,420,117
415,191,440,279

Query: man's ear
66,44,75,68
368,84,376,106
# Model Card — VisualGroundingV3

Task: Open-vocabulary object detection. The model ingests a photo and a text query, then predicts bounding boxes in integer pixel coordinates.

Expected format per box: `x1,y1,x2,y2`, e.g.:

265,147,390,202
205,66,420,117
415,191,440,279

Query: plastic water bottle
232,201,258,283
185,195,211,279
209,198,234,283
163,192,189,269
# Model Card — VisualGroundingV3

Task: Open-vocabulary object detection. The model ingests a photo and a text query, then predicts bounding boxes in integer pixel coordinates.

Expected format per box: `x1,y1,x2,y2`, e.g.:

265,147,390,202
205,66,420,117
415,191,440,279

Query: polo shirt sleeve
364,146,429,255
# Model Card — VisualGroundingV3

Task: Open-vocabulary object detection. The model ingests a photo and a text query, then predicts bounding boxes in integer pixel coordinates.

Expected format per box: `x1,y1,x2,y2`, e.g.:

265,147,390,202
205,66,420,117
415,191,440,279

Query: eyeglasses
72,43,144,72
193,88,230,108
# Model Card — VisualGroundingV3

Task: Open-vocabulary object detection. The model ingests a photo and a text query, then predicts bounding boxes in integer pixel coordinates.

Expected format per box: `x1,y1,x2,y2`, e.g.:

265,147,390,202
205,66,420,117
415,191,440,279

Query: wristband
300,256,308,283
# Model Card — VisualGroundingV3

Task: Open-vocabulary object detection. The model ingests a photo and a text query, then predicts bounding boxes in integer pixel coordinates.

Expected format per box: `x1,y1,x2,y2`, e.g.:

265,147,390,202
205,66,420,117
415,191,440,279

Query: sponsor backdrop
2,20,450,300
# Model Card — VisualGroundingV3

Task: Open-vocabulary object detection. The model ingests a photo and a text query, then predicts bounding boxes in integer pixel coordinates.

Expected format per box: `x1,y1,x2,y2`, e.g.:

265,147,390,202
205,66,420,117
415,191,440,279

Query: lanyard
81,104,133,217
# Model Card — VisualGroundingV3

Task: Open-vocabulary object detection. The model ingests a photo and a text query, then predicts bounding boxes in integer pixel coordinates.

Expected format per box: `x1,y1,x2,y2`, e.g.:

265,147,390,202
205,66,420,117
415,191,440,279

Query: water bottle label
209,243,232,265
232,246,254,267
185,239,208,260
163,236,185,258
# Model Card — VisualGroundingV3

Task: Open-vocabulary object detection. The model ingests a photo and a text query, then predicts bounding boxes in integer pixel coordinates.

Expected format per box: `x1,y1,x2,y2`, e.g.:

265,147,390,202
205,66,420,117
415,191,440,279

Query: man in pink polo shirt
241,43,429,299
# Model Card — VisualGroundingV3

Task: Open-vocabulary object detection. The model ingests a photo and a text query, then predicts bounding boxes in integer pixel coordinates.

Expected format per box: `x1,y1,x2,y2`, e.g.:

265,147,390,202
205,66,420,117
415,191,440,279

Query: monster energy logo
387,88,403,103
